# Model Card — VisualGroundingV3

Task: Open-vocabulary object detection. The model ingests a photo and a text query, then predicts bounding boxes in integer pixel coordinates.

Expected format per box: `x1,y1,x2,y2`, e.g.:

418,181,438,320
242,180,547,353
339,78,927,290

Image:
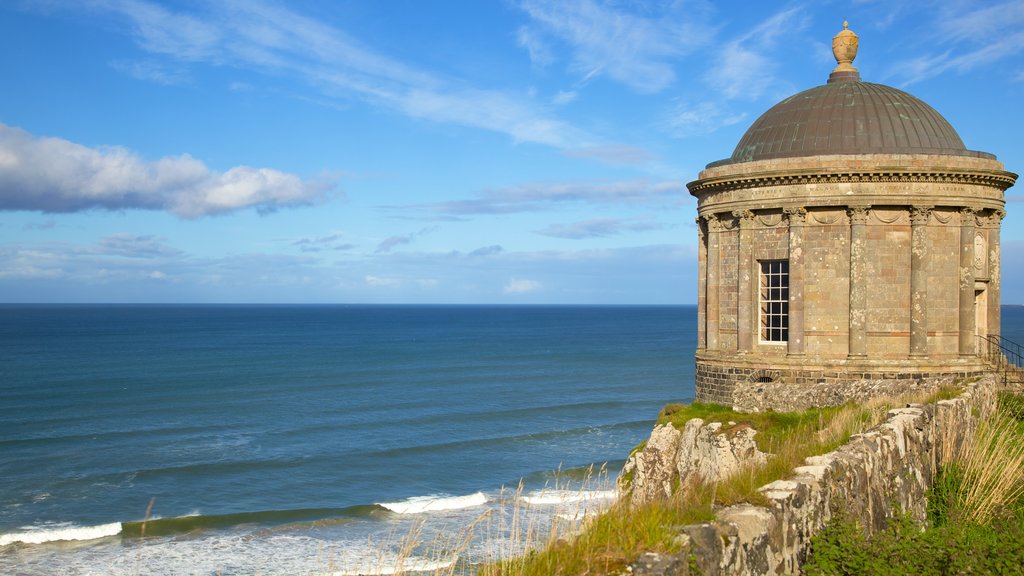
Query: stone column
697,217,707,351
909,206,932,358
706,214,721,352
848,206,870,359
959,208,977,356
987,210,1004,344
735,210,755,353
784,207,807,357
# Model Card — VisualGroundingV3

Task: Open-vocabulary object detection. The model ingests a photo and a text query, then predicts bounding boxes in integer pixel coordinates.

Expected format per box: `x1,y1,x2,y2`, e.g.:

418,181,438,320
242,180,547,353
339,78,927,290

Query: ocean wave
377,492,487,514
521,489,618,506
120,506,378,537
0,522,122,546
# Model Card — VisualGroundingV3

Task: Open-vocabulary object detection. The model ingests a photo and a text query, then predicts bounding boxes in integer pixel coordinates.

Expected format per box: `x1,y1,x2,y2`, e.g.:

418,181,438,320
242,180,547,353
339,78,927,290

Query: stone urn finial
829,20,860,82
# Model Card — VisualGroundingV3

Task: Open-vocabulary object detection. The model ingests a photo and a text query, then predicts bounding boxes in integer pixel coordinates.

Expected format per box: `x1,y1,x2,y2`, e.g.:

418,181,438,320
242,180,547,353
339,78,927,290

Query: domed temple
687,23,1018,411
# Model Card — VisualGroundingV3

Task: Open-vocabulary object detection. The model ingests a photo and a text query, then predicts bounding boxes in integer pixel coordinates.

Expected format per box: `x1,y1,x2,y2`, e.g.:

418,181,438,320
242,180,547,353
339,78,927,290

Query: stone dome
709,22,994,167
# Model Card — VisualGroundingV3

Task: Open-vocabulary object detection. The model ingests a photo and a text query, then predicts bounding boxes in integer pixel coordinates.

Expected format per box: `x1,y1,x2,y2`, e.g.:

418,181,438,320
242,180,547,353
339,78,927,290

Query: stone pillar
848,206,869,359
706,214,721,352
959,208,977,356
988,210,1004,344
909,206,932,358
735,210,755,353
784,207,807,357
697,217,707,351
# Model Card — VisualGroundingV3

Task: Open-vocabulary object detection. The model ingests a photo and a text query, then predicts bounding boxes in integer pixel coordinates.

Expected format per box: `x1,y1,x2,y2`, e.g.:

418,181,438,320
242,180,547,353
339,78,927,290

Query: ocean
0,305,697,575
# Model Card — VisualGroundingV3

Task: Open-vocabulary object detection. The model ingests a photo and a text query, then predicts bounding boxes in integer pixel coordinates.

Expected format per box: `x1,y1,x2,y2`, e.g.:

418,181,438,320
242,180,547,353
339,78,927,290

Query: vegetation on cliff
481,388,956,575
804,391,1024,575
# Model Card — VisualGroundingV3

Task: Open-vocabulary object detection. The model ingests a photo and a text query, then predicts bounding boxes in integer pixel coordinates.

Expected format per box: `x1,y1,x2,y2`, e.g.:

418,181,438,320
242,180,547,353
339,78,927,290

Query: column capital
783,206,807,224
732,209,756,228
703,212,724,232
847,205,870,225
960,206,979,225
910,205,933,226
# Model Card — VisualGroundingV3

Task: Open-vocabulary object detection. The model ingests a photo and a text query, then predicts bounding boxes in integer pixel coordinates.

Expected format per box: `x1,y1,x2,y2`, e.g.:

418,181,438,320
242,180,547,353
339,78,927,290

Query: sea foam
377,492,487,514
521,489,618,505
0,522,122,546
329,556,458,576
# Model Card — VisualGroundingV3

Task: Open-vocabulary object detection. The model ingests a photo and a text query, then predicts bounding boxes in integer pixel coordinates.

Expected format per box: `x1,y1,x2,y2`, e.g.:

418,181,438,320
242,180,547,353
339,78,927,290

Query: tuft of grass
479,480,715,576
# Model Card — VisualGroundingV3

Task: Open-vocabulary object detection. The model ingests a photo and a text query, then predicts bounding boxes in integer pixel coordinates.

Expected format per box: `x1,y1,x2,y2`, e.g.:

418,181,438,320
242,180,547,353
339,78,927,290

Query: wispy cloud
375,227,435,254
110,58,190,85
0,124,335,218
516,0,715,94
504,278,542,294
662,100,747,137
401,179,683,216
885,1,1024,84
292,233,355,253
98,233,184,258
468,245,504,257
536,217,670,239
58,0,585,148
704,7,808,100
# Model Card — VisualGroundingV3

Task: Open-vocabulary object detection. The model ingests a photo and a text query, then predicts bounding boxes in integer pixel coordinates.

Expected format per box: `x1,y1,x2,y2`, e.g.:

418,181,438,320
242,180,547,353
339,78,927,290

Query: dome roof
708,22,993,167
711,81,992,167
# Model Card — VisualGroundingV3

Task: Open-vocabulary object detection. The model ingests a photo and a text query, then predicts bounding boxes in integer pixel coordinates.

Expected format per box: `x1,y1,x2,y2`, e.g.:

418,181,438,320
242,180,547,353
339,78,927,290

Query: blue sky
0,0,1022,304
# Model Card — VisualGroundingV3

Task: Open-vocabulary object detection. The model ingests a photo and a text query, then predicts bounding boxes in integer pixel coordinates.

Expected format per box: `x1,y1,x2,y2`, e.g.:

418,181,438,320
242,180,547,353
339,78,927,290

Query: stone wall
629,376,999,576
694,358,987,411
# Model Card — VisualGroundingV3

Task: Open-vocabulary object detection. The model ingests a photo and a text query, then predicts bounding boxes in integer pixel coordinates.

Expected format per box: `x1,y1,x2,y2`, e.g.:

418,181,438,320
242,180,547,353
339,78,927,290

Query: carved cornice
688,169,1017,195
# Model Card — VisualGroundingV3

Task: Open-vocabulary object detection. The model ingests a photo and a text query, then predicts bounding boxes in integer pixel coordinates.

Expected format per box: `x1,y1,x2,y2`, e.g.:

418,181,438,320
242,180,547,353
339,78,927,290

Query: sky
1,0,1022,304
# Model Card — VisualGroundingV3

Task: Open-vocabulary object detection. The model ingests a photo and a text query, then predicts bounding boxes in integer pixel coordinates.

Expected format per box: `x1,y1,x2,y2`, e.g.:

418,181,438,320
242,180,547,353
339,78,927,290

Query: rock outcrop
620,418,768,506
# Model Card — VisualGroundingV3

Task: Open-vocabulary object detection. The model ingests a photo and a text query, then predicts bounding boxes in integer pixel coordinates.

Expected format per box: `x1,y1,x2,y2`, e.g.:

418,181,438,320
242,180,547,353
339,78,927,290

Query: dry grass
938,394,1024,526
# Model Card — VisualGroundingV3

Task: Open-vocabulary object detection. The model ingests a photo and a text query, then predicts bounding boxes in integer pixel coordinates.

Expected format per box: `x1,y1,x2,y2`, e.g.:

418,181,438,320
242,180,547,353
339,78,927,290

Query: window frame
758,259,789,345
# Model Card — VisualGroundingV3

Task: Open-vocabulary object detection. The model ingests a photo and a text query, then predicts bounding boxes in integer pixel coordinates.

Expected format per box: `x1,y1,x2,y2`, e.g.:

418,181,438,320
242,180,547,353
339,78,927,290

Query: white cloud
704,7,807,100
110,59,190,85
63,0,585,148
365,275,400,287
552,90,577,105
504,278,542,294
663,100,747,138
402,178,683,216
517,25,553,67
536,217,670,239
149,270,167,279
885,1,1024,84
517,0,714,94
0,124,334,218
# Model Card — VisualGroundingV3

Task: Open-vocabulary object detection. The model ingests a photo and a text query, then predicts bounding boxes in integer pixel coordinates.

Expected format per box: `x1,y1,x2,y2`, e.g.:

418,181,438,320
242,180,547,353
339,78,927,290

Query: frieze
782,206,808,225
688,170,1017,195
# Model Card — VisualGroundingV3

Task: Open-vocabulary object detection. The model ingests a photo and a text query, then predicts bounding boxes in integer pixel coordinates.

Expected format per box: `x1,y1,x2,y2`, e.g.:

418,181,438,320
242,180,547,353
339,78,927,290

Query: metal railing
978,334,1024,385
